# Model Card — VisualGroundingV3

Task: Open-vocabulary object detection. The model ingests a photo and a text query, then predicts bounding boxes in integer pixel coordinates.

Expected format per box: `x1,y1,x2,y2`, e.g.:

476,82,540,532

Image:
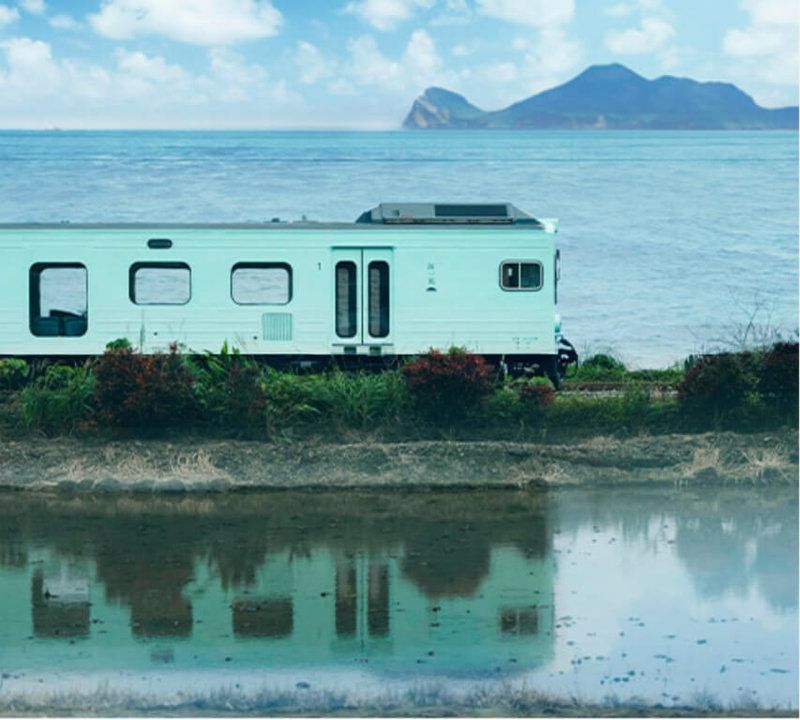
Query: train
0,202,577,386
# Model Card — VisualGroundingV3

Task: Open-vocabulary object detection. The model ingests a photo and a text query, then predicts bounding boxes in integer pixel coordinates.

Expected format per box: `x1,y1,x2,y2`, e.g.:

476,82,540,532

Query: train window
500,261,542,291
130,262,191,305
368,261,389,338
335,261,357,338
29,263,88,337
231,263,291,305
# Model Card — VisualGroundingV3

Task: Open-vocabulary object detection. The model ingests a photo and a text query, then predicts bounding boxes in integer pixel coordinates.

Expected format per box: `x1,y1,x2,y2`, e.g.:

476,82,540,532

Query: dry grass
0,682,794,717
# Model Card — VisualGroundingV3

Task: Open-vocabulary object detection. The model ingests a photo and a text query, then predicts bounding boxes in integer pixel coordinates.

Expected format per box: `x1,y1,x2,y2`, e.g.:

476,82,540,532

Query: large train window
29,263,88,337
499,261,543,291
130,262,191,305
231,263,291,305
335,261,357,338
368,261,389,338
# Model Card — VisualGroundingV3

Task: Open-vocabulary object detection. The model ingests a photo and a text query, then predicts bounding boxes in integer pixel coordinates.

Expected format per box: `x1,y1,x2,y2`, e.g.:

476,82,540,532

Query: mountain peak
403,64,798,131
402,87,485,129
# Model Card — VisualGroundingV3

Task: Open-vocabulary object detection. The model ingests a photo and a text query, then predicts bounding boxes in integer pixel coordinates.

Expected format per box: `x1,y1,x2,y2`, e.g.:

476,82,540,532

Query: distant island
402,63,798,130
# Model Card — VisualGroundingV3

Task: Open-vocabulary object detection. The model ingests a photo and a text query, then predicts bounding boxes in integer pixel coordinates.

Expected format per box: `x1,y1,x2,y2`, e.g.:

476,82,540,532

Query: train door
331,248,393,348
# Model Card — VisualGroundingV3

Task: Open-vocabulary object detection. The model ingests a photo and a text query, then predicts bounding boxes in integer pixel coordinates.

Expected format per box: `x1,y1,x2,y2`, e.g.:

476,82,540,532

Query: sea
0,129,796,368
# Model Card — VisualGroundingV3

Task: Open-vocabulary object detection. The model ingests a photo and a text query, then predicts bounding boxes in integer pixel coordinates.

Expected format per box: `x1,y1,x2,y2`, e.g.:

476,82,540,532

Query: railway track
560,381,678,398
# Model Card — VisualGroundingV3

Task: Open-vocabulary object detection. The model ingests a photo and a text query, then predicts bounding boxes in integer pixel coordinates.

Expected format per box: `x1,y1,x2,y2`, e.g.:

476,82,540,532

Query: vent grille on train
262,313,293,341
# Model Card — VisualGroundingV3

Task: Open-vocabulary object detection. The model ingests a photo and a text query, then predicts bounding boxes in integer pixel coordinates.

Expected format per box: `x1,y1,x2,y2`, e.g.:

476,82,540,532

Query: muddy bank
0,429,796,492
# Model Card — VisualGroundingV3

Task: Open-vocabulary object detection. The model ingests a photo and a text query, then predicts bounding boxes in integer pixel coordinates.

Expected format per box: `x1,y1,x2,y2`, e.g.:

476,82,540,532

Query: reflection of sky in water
0,487,795,710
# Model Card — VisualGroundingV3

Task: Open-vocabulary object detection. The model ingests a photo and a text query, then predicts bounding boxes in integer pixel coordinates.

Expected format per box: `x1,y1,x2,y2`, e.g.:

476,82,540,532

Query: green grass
0,346,795,440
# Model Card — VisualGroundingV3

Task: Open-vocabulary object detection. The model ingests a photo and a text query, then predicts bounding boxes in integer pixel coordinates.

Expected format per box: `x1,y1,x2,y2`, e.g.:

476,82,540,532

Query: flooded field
0,486,796,714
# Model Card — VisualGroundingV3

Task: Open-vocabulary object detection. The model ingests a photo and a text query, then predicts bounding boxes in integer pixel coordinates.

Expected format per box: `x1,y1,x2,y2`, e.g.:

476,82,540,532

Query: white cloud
346,34,401,83
451,43,474,57
604,2,633,17
723,0,798,86
344,29,458,92
89,0,282,46
605,16,674,54
403,28,440,74
294,40,332,85
0,36,60,94
48,13,81,30
0,36,296,127
475,0,574,27
343,0,434,31
0,4,20,26
19,0,45,13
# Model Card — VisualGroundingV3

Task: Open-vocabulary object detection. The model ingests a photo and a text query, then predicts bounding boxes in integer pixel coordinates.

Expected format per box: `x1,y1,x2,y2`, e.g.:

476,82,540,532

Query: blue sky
0,0,797,128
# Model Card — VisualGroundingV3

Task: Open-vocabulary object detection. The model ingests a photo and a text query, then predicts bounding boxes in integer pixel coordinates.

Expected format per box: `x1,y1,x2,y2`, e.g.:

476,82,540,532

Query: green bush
0,358,29,390
94,343,197,428
401,349,493,426
190,345,266,435
18,364,94,434
571,353,628,382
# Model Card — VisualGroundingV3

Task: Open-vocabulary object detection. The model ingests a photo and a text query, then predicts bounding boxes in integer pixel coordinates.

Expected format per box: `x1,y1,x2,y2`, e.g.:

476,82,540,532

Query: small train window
29,263,88,337
231,263,291,305
368,261,390,338
335,261,357,338
130,262,191,305
500,261,542,291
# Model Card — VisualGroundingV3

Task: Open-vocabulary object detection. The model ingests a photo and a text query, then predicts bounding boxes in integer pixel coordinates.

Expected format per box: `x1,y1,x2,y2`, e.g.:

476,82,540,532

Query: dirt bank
0,429,796,492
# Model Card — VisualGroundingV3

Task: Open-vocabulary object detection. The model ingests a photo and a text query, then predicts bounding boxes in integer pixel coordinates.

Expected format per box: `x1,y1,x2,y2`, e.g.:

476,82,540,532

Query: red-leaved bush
758,342,798,422
94,343,197,427
400,349,492,424
519,379,556,408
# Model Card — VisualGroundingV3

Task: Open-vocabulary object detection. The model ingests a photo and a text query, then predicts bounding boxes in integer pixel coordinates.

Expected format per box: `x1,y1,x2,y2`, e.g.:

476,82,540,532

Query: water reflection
0,486,795,707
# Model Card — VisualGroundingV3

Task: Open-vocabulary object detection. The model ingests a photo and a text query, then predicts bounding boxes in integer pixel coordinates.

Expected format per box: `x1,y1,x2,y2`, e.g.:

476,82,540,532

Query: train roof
0,203,556,231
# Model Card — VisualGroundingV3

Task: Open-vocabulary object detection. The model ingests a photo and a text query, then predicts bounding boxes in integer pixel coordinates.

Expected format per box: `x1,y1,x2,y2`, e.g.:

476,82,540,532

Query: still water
0,487,796,710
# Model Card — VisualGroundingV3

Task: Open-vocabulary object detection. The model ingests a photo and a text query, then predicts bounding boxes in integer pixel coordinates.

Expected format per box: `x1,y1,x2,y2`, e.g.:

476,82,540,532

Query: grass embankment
0,345,796,491
0,345,795,444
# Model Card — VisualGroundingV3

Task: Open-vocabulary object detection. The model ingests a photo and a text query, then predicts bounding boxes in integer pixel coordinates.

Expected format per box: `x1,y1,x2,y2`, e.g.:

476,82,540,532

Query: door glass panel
368,261,389,338
335,261,357,338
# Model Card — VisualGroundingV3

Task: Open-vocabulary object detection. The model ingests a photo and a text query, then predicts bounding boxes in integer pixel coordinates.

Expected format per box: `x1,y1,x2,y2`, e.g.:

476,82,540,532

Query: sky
0,0,797,129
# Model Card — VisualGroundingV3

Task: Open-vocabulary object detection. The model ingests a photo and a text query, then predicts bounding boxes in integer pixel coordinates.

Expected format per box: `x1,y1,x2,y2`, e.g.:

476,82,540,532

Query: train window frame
129,262,191,306
230,262,292,305
499,260,543,291
29,262,88,338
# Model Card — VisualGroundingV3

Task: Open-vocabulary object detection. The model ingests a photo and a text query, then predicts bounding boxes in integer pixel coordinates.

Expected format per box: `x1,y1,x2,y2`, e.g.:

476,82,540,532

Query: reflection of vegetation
556,486,798,613
0,490,553,621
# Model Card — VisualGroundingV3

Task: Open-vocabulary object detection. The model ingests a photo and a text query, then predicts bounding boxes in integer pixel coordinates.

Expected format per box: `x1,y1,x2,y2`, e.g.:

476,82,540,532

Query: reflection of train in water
0,202,577,384
0,492,555,677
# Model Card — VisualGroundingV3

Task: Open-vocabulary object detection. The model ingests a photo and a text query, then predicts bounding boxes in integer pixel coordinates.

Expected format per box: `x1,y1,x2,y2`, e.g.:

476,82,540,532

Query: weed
18,363,94,434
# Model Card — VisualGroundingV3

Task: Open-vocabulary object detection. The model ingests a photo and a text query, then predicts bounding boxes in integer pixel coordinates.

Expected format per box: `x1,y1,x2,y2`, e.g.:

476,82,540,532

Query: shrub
18,363,94,434
571,353,628,382
190,345,266,434
94,343,197,427
0,358,29,390
677,352,761,428
518,377,556,408
757,342,798,423
314,370,410,431
401,349,492,425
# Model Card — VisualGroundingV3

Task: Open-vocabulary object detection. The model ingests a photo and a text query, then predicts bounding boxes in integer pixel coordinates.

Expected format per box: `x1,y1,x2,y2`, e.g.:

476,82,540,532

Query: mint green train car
0,202,577,384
